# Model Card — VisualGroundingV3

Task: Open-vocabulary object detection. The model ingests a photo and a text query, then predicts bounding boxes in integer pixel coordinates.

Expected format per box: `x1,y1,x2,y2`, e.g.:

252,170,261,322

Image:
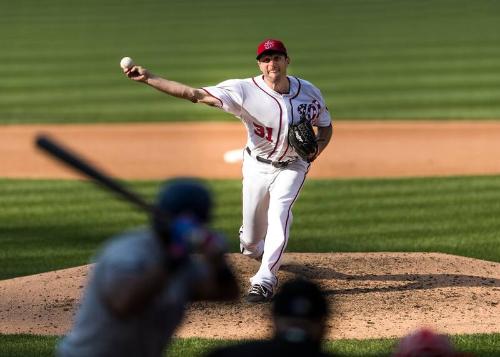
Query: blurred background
2,0,499,123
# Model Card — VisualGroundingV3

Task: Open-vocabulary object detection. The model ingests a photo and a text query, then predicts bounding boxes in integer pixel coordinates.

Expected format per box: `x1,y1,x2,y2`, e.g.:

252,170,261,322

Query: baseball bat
35,134,228,259
35,134,155,214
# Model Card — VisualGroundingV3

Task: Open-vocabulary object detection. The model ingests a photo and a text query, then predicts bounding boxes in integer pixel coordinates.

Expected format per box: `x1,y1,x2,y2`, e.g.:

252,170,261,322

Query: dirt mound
0,253,498,339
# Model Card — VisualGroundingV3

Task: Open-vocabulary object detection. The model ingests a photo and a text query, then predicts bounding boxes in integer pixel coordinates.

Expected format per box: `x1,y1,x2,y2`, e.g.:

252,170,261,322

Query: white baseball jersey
203,75,331,162
202,74,332,292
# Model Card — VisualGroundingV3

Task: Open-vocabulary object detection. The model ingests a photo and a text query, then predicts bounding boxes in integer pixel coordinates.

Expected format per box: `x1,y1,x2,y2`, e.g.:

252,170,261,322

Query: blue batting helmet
152,178,213,245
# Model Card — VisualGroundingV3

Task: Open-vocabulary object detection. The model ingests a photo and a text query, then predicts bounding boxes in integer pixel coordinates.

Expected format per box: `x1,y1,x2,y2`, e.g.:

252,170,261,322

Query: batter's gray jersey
56,228,207,357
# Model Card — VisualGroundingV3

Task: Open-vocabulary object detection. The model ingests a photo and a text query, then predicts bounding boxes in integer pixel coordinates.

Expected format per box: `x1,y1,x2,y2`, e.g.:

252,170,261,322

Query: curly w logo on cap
256,39,287,59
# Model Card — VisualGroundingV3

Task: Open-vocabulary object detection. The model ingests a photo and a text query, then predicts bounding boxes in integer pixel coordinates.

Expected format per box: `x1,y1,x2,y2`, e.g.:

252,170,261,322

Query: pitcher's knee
239,239,264,259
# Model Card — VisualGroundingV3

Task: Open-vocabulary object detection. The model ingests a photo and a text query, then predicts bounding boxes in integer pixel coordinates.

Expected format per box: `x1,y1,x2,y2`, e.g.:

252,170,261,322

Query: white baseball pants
239,149,310,291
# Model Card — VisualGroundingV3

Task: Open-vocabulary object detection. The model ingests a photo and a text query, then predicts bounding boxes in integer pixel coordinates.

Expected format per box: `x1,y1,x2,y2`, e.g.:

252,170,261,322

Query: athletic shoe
246,284,273,303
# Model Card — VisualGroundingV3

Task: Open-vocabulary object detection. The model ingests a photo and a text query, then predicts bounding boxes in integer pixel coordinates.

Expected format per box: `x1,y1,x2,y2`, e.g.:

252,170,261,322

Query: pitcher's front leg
250,164,308,291
239,164,270,260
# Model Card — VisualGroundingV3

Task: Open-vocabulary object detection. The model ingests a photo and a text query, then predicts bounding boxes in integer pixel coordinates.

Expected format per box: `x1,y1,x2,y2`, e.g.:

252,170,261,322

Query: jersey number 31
253,123,273,142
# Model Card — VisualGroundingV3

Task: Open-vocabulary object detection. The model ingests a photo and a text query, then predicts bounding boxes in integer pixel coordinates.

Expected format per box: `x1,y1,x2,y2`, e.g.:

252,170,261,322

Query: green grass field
2,0,500,123
0,334,498,357
1,176,499,355
1,176,500,280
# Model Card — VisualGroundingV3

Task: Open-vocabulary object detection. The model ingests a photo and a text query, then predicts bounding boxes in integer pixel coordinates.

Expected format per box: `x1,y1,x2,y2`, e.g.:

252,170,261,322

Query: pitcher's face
257,54,289,83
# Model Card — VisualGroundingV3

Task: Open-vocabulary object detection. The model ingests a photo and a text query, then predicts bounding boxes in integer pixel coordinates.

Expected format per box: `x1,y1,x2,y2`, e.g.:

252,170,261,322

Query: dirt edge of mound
0,252,498,340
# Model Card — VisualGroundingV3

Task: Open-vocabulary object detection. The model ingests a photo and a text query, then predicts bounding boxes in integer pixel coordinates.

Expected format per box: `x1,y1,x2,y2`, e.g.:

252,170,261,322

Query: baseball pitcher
123,39,333,303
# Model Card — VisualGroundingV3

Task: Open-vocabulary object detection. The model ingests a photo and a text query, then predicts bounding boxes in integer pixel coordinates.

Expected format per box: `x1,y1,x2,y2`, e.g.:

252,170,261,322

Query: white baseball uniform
203,75,332,292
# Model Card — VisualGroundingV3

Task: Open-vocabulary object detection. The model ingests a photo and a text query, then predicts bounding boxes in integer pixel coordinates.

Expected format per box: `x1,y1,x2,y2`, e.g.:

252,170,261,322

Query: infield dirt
1,121,499,339
2,121,500,179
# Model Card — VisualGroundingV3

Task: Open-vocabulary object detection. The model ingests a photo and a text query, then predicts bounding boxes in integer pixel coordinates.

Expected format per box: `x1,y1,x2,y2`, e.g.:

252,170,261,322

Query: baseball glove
288,115,318,162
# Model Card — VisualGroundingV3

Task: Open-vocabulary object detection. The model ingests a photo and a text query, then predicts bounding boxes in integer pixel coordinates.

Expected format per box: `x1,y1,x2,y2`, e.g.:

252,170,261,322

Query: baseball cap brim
256,50,288,60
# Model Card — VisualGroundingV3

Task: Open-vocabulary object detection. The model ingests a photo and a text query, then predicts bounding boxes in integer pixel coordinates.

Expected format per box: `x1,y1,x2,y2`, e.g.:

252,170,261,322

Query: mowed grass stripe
5,61,500,87
2,0,500,122
1,176,500,280
4,42,500,65
3,38,499,68
342,109,500,120
4,83,500,109
0,334,497,357
6,87,499,109
3,75,500,118
4,41,500,66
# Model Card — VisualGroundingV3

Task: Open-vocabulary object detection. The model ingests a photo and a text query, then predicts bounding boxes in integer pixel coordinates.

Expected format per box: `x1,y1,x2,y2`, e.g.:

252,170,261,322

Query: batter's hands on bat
124,65,150,82
192,231,239,302
199,231,229,260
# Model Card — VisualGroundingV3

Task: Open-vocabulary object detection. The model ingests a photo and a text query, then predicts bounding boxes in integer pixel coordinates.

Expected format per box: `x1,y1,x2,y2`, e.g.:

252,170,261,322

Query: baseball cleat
246,284,273,303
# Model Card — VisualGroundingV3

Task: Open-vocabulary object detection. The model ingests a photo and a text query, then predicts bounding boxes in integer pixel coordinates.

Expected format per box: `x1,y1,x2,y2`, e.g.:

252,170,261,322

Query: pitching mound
0,253,498,340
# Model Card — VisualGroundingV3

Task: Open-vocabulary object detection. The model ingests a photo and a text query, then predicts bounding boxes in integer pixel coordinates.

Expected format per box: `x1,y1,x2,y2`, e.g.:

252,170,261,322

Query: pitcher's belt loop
245,147,290,168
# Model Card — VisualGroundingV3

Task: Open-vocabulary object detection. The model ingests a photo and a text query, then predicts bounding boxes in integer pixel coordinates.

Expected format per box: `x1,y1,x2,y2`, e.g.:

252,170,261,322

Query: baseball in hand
120,56,134,70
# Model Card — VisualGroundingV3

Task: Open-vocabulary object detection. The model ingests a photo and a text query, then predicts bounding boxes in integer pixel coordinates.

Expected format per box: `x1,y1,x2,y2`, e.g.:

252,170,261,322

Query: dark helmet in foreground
152,178,213,240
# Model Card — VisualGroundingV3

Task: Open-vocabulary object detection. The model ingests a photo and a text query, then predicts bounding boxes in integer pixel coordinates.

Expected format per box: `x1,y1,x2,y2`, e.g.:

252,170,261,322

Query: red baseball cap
256,39,288,59
393,328,457,357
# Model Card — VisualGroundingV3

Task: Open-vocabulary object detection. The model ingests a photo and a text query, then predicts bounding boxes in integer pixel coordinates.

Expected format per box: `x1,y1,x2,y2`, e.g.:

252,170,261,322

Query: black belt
245,147,291,168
